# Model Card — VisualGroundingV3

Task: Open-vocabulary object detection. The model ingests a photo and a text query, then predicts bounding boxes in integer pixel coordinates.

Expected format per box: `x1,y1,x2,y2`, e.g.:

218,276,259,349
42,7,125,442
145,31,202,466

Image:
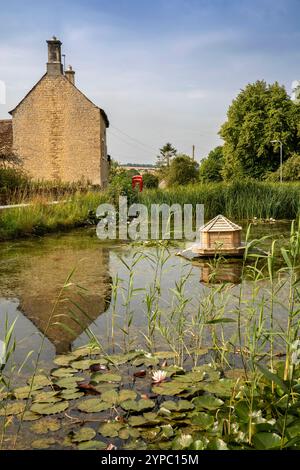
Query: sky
1,0,300,164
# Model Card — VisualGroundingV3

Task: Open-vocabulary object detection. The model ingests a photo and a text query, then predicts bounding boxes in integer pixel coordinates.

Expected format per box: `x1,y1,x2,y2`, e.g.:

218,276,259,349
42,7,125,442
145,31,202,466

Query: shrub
142,172,159,189
166,154,199,186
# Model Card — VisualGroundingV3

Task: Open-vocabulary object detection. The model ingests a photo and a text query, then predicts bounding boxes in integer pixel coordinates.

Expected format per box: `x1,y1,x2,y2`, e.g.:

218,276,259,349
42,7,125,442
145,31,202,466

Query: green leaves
160,400,194,412
192,394,224,411
252,432,281,450
71,427,96,443
256,363,289,393
121,399,155,412
91,372,122,383
30,401,69,415
77,399,111,413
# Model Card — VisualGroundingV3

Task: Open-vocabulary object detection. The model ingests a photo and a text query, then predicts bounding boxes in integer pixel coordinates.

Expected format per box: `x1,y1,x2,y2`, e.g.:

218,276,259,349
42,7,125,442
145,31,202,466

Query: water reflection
0,235,112,354
195,260,243,285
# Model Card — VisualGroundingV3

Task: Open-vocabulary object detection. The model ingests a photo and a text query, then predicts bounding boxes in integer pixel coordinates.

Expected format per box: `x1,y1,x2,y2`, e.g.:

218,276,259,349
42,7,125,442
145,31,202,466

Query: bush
108,170,138,205
142,172,159,189
166,154,199,186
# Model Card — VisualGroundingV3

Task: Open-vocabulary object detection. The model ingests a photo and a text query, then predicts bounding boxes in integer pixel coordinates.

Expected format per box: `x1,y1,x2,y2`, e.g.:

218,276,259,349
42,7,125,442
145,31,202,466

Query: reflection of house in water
5,245,111,354
196,261,243,285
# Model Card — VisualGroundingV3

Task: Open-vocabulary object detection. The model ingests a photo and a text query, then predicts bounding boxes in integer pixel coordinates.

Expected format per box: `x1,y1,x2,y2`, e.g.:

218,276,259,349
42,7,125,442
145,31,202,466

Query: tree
199,146,224,182
265,153,300,181
166,154,199,186
219,80,300,180
157,142,177,167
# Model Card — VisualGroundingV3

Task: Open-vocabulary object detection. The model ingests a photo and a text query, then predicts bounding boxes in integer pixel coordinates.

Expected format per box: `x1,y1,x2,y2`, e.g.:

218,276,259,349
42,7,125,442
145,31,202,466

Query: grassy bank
0,191,107,241
139,181,300,220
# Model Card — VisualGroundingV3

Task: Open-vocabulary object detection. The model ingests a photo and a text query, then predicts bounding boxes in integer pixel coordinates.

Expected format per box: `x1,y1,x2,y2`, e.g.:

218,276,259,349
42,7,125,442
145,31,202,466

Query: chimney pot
65,65,75,85
46,36,63,75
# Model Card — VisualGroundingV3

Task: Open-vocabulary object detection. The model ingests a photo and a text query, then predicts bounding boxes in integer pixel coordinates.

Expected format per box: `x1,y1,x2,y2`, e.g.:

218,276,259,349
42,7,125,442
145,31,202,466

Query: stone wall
11,75,108,186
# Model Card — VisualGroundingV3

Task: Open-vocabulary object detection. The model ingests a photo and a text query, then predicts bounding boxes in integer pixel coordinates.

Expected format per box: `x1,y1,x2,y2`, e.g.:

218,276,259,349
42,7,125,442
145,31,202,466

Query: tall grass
139,181,300,220
0,191,108,241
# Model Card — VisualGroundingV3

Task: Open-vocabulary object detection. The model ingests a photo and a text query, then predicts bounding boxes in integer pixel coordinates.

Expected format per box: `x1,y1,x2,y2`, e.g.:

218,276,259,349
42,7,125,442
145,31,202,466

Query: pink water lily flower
152,370,167,384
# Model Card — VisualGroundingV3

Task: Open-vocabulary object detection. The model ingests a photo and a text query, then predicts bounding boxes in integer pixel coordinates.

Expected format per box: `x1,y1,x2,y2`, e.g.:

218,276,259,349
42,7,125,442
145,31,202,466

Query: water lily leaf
27,375,51,388
100,389,137,405
140,426,161,441
190,439,206,450
33,391,61,404
13,385,38,399
30,401,69,415
128,415,148,427
207,438,228,450
0,402,26,416
121,399,155,413
54,354,77,366
160,424,174,438
119,427,140,439
191,412,214,430
256,364,289,394
98,421,124,437
55,376,80,389
192,395,224,411
77,440,107,450
31,437,56,449
192,365,220,381
152,382,188,396
133,357,159,367
172,434,193,449
174,370,206,384
200,379,236,397
94,383,118,393
72,427,96,442
71,359,107,370
51,367,75,378
253,432,281,450
22,411,41,421
72,346,102,357
154,352,178,359
91,372,122,383
60,391,84,400
30,418,61,434
161,400,194,412
77,398,111,413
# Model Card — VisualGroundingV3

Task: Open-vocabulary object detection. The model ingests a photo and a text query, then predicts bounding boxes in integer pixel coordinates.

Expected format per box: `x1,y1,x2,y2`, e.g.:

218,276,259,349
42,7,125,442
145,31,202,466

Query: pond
0,220,292,375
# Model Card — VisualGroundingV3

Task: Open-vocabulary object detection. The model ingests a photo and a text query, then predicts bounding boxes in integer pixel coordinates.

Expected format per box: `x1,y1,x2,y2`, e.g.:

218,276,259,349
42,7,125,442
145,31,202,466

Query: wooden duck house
192,215,244,256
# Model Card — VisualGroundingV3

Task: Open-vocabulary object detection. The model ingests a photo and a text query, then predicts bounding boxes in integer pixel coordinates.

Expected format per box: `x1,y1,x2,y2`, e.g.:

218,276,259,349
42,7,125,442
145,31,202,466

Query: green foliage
266,153,300,181
199,146,224,182
166,154,199,186
142,172,159,189
108,169,138,205
220,80,300,180
157,142,177,167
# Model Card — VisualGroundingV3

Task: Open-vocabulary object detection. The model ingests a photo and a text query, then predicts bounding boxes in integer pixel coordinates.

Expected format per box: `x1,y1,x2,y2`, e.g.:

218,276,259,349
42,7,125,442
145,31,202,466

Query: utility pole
192,145,195,160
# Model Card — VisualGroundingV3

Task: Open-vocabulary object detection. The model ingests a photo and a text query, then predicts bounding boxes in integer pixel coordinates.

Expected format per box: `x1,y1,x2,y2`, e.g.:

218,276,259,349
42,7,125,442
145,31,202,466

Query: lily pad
77,440,107,450
51,367,75,378
31,437,56,449
30,418,61,434
154,351,178,359
72,346,102,357
22,411,41,421
128,415,148,427
71,358,107,370
77,398,111,413
100,389,137,405
55,376,80,389
72,427,96,442
60,391,84,400
133,356,159,367
91,372,122,383
173,370,206,384
54,354,77,366
152,381,188,396
30,401,69,415
207,438,228,450
98,421,124,437
190,412,214,430
0,402,26,416
160,400,194,412
13,385,39,399
172,433,193,449
32,391,61,404
160,424,174,438
27,375,51,388
119,427,140,439
121,399,155,413
192,394,224,410
253,432,281,450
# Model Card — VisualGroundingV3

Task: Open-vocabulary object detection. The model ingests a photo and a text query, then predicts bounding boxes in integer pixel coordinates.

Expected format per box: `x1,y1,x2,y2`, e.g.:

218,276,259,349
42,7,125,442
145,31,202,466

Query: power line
110,124,158,153
108,129,155,155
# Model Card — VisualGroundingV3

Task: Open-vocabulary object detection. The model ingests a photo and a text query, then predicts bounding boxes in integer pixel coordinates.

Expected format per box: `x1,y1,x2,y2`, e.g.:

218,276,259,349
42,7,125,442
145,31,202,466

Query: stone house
0,37,109,187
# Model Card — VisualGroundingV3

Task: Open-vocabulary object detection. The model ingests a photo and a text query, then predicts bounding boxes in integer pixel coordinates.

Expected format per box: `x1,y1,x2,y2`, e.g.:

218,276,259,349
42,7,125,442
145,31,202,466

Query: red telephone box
132,175,143,192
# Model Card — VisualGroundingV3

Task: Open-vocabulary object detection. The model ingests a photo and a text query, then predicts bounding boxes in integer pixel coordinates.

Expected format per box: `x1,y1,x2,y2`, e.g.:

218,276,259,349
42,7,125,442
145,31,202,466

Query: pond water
0,221,292,376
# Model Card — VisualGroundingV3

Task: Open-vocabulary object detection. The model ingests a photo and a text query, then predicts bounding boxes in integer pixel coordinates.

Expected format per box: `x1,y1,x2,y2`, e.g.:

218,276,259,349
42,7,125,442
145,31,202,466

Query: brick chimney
46,36,63,75
65,65,75,85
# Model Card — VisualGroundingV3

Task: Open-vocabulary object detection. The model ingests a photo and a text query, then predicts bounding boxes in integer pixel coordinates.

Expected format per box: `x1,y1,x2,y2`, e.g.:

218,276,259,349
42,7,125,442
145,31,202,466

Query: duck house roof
199,214,242,232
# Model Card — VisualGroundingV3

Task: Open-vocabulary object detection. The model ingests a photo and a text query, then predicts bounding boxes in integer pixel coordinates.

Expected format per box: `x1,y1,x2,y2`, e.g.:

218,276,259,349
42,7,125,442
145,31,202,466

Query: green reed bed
139,181,300,220
0,191,108,241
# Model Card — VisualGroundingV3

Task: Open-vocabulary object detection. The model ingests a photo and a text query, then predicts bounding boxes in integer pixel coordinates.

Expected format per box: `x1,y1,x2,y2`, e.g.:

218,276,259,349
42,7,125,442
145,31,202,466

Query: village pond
1,219,300,450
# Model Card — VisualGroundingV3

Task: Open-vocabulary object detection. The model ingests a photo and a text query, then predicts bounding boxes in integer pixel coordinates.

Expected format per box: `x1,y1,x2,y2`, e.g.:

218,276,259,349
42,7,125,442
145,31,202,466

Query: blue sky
1,0,300,163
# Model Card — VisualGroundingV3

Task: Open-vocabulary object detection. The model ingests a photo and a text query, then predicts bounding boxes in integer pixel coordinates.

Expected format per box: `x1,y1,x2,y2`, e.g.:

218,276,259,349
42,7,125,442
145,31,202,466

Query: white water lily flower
152,370,167,384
